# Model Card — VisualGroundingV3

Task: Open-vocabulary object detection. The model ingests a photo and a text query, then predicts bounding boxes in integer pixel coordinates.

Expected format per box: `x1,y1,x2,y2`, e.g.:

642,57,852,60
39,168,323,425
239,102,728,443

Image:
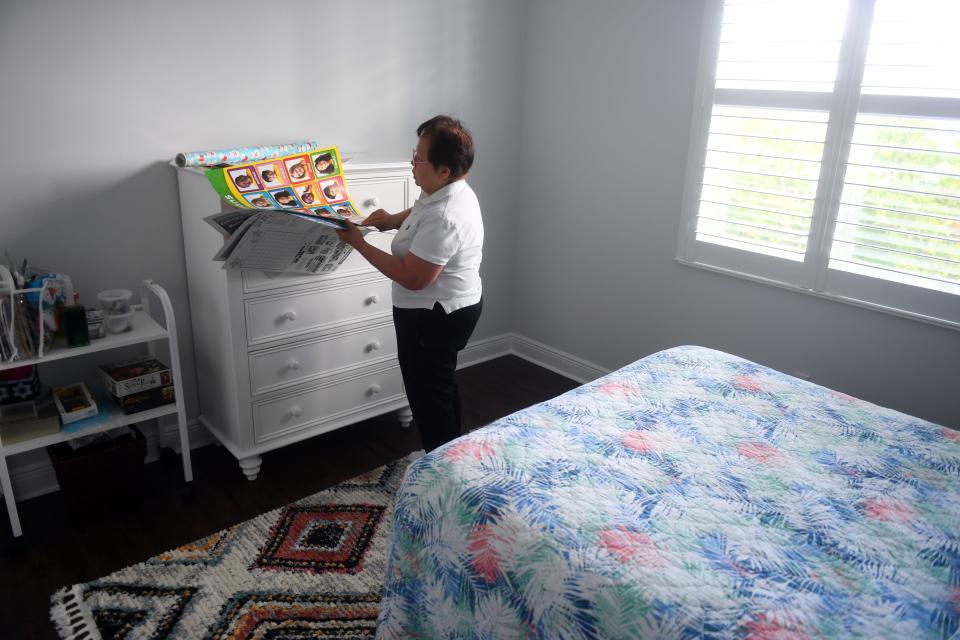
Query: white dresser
176,162,414,480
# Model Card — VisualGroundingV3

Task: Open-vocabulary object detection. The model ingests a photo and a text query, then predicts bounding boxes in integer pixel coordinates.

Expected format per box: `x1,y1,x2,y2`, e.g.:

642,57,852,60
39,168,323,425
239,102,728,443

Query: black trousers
393,299,482,452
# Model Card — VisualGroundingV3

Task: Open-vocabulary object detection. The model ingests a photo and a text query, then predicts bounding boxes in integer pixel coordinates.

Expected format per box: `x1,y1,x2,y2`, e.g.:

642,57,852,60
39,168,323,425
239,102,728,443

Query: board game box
112,384,176,415
99,357,171,398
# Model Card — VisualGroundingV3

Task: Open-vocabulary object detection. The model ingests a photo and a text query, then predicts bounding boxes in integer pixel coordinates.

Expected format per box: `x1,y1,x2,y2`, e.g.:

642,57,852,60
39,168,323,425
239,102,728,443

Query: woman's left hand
336,222,365,248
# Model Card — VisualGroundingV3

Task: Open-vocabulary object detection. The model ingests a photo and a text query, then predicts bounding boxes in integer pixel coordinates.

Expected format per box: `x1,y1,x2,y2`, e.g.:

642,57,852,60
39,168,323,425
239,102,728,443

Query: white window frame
677,0,960,331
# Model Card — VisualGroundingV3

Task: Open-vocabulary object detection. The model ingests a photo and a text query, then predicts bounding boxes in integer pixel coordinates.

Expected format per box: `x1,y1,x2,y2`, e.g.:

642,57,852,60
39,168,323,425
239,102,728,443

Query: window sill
675,257,960,333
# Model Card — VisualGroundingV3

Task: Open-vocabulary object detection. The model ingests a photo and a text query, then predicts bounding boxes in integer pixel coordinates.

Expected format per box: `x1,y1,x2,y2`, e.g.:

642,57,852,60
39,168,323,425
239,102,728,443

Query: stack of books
0,387,60,445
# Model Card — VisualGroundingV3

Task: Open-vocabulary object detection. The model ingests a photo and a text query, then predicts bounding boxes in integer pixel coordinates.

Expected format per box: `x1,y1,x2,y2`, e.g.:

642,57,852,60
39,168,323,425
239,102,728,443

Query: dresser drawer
245,278,392,346
242,231,394,295
349,174,412,219
253,365,405,443
249,322,398,395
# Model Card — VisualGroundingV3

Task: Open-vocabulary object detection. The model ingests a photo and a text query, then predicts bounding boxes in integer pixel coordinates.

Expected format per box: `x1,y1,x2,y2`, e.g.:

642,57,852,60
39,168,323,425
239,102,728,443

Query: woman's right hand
362,209,395,231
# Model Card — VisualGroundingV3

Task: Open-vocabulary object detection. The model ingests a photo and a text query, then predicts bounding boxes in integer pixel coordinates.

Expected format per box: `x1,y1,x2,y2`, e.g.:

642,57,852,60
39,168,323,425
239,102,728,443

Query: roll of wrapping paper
175,141,320,167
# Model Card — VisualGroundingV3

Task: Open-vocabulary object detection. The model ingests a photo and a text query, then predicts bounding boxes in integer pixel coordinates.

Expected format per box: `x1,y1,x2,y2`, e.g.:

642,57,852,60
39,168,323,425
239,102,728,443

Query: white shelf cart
0,279,192,537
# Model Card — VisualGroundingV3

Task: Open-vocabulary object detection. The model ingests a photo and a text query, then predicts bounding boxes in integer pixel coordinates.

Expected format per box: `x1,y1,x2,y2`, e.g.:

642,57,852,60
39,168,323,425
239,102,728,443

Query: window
678,0,960,328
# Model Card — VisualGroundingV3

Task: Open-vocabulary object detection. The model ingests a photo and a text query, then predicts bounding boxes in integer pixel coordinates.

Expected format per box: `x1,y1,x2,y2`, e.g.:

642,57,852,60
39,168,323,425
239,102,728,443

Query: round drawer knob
366,340,381,352
367,383,382,396
364,196,380,208
365,294,380,305
287,359,301,371
283,310,298,322
290,406,303,418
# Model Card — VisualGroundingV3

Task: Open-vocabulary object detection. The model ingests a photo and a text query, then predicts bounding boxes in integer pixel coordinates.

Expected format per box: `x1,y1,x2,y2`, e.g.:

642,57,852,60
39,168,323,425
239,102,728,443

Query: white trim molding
508,334,609,384
457,333,515,369
459,332,610,383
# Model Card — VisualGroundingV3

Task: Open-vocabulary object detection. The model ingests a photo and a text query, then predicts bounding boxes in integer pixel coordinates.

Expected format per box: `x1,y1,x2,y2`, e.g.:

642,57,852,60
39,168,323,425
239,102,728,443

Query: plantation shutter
697,0,846,261
679,0,960,327
827,0,960,297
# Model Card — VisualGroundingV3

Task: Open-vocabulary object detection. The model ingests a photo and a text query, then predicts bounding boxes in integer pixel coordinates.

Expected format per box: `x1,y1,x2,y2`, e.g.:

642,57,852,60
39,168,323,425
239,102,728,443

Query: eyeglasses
411,148,428,165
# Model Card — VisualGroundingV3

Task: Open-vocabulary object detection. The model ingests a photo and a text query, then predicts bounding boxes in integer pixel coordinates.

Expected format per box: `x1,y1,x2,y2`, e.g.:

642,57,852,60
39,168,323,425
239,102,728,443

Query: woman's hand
362,209,395,231
336,222,366,248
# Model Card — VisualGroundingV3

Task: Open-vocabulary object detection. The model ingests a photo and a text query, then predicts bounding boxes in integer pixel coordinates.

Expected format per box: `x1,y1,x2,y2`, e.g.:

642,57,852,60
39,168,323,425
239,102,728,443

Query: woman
336,115,483,452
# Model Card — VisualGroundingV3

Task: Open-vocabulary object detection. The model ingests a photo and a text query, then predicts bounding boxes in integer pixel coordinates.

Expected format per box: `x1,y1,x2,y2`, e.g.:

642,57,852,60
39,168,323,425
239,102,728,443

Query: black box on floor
47,426,147,512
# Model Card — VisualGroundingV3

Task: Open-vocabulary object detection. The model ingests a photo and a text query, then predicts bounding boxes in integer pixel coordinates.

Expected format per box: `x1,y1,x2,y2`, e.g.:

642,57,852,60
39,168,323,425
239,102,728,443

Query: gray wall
0,0,525,416
514,0,958,428
1,0,955,437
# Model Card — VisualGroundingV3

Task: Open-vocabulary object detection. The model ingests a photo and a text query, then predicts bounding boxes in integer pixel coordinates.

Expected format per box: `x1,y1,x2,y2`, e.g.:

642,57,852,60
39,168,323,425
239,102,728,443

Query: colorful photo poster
283,155,313,183
254,161,288,188
205,146,364,226
227,166,261,192
328,203,364,225
294,183,319,206
244,193,276,209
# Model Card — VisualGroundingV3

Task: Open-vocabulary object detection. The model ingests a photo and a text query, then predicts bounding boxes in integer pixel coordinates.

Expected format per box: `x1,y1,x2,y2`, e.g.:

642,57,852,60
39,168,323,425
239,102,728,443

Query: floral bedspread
377,346,960,639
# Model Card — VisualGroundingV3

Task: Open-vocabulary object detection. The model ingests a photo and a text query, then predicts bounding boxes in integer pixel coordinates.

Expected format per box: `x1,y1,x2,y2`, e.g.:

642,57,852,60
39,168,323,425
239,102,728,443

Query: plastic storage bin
104,311,134,333
96,289,132,315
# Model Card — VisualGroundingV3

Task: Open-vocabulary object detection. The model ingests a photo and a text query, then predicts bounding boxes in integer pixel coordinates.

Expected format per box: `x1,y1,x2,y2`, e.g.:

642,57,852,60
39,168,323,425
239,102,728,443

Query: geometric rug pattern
50,458,410,640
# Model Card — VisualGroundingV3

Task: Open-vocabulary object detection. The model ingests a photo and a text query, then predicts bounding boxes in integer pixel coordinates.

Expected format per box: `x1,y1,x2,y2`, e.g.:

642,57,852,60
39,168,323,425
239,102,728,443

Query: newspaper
204,210,370,274
182,144,371,274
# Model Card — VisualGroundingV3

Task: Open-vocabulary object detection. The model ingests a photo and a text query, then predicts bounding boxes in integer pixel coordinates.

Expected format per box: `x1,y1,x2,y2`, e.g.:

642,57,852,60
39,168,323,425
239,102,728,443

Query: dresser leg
239,455,262,481
397,406,413,428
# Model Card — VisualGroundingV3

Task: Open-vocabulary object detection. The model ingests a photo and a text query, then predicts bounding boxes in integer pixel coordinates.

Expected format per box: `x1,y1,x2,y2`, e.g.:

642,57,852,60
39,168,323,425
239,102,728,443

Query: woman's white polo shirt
390,180,483,312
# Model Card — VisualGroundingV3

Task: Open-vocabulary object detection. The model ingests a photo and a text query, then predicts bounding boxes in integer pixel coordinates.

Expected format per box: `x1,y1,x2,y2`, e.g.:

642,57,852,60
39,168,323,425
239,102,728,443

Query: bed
376,345,960,639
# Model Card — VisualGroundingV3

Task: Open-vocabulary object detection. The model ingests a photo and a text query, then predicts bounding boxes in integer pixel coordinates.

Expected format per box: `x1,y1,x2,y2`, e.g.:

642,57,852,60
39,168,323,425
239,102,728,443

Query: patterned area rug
50,456,411,639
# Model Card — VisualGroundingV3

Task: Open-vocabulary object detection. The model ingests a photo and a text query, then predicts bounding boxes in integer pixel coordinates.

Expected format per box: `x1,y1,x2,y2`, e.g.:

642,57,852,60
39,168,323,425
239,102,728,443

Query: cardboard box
112,384,176,415
53,383,98,424
99,356,171,398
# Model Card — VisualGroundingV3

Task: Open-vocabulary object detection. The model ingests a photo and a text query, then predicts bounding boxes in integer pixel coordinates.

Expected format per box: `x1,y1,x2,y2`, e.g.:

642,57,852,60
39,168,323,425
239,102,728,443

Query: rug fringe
50,584,101,640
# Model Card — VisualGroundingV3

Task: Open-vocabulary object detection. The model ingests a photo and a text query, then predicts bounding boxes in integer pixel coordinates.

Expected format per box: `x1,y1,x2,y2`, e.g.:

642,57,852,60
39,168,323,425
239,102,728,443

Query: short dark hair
416,115,474,180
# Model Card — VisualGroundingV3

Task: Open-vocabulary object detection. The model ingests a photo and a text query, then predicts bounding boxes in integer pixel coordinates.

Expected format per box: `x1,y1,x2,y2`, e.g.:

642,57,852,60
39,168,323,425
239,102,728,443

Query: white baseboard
458,333,515,369
7,457,60,504
156,418,215,453
7,334,604,503
508,334,610,384
459,333,609,384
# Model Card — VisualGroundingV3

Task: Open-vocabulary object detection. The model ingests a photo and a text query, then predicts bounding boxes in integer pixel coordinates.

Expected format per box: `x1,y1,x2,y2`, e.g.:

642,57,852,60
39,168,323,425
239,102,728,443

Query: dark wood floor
0,355,578,639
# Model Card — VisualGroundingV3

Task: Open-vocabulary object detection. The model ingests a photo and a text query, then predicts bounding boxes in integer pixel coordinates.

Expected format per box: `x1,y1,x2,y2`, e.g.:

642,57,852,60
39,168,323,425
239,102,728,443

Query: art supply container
104,311,133,334
97,289,132,315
